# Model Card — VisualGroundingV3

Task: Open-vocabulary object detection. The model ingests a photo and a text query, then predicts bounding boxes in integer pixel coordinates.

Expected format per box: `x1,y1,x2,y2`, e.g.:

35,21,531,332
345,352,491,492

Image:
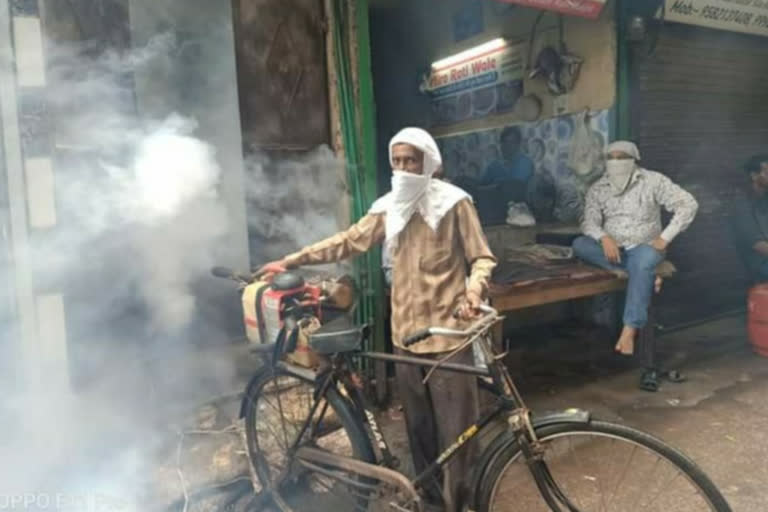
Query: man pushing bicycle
262,127,497,511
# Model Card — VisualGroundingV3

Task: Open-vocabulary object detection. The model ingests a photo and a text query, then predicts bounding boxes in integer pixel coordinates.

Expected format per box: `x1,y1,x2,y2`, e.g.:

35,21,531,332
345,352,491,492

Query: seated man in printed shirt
572,141,698,391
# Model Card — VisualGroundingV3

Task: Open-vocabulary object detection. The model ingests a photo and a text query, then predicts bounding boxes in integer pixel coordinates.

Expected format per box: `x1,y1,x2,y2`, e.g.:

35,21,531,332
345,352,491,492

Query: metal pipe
357,351,489,377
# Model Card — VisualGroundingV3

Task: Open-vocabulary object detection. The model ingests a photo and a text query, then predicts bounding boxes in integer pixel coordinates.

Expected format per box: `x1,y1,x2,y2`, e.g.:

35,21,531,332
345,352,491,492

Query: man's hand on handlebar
456,290,482,320
402,305,499,347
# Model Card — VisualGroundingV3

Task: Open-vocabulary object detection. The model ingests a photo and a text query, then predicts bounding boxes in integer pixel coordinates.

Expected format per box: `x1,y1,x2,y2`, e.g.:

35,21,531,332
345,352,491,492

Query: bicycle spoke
607,440,637,509
589,440,610,512
641,465,683,511
629,455,662,510
566,435,603,512
259,384,310,451
252,378,319,490
256,403,291,454
563,436,587,511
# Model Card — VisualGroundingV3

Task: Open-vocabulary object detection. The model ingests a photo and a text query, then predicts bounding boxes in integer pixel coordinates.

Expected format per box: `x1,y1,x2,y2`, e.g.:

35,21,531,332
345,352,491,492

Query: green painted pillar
332,0,386,369
354,0,386,356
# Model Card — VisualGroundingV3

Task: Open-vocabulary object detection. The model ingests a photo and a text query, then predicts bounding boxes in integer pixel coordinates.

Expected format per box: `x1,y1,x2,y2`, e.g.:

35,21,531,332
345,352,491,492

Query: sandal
639,369,660,392
663,369,687,383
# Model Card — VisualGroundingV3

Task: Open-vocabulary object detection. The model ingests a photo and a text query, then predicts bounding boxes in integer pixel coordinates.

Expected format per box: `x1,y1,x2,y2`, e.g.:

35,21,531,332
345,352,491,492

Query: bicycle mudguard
533,408,590,429
467,408,590,510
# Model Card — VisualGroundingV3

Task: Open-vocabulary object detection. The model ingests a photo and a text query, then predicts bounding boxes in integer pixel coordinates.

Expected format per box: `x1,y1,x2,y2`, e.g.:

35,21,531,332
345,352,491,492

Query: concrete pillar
0,0,70,392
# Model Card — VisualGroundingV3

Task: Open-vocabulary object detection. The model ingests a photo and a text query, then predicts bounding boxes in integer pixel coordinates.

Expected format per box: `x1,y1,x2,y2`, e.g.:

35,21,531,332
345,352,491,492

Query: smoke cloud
1,31,242,510
2,4,353,507
244,146,350,268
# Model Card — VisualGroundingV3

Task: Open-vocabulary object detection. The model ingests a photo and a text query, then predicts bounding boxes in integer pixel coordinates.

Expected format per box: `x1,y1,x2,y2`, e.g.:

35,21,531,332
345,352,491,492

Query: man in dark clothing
731,154,768,283
459,126,534,225
480,126,534,188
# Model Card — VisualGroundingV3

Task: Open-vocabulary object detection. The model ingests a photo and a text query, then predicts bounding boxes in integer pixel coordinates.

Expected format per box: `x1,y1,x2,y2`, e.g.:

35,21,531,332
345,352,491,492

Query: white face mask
605,159,636,193
391,170,429,203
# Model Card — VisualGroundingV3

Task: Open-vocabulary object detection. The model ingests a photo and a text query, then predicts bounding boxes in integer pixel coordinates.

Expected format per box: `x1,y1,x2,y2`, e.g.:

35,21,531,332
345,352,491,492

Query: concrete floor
518,315,768,512
376,314,768,511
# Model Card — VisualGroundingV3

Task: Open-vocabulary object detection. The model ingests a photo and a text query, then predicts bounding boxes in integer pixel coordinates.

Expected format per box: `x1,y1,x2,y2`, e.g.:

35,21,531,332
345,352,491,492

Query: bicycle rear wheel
243,365,376,510
477,420,731,512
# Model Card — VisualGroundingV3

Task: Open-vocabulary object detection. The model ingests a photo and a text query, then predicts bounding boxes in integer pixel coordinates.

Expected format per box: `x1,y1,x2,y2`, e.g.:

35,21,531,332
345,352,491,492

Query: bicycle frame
270,352,515,497
262,310,583,512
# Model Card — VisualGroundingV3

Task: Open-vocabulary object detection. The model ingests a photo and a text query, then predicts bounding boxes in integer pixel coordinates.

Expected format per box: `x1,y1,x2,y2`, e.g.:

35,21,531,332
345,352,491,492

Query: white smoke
41,118,229,335
125,117,229,331
244,146,350,265
1,31,241,509
133,121,220,220
2,6,354,507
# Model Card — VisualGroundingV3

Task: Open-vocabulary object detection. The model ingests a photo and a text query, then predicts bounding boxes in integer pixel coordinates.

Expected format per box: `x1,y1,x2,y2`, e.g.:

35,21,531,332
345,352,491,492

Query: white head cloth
605,140,641,160
370,127,470,260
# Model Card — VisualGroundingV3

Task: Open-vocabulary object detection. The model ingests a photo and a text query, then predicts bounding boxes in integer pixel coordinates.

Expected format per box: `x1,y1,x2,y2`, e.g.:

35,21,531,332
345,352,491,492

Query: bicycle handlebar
211,266,235,279
402,329,431,347
210,262,288,284
402,305,498,347
210,266,253,283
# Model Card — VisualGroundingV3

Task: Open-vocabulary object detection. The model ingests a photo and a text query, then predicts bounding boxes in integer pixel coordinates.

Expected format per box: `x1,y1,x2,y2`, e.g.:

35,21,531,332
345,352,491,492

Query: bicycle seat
309,315,366,354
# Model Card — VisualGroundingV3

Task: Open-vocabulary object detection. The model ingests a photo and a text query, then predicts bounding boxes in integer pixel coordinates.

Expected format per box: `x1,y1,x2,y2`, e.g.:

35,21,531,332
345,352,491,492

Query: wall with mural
436,108,610,223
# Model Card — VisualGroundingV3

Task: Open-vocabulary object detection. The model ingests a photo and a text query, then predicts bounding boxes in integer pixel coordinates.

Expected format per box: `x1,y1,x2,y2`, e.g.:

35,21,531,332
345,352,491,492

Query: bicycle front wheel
477,420,731,512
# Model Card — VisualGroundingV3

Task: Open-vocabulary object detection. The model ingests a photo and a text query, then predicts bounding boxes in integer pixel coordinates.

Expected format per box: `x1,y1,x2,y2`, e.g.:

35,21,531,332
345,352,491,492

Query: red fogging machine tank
242,272,321,346
747,284,768,357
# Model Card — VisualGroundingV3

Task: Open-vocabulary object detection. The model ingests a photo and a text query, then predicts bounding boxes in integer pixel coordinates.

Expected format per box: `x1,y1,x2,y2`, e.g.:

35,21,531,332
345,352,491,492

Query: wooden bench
489,260,677,370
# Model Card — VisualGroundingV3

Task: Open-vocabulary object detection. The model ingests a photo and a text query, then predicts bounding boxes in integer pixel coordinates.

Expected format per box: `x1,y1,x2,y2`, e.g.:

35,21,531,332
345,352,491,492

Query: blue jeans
572,236,663,328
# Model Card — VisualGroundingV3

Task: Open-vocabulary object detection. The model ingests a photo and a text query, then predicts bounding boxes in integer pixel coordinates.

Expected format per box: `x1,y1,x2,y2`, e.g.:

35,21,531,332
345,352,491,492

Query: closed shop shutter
630,22,768,325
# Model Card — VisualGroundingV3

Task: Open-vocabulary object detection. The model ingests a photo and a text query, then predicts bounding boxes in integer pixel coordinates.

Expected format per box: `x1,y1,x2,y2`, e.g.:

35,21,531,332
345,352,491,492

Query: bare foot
654,276,663,294
614,326,637,355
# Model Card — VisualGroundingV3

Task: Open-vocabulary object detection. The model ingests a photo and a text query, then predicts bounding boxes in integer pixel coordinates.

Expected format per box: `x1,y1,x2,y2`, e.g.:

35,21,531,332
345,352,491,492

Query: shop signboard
491,0,607,20
665,0,768,37
422,39,525,125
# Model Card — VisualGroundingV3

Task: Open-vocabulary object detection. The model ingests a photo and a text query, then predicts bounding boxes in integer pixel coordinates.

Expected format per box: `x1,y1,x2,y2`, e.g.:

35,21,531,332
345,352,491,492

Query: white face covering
369,128,471,260
391,170,429,204
605,159,636,193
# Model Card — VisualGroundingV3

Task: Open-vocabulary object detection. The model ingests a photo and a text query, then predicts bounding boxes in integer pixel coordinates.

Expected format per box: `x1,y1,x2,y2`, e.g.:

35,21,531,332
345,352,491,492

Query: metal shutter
630,22,768,325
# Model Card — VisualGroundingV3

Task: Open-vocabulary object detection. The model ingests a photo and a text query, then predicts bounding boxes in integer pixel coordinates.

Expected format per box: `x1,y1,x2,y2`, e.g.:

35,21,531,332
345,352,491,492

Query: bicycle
217,267,732,512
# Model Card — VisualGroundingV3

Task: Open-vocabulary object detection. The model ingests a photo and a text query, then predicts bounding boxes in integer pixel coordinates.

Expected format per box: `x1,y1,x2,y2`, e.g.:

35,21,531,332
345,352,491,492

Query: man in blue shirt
469,126,534,224
480,126,534,189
